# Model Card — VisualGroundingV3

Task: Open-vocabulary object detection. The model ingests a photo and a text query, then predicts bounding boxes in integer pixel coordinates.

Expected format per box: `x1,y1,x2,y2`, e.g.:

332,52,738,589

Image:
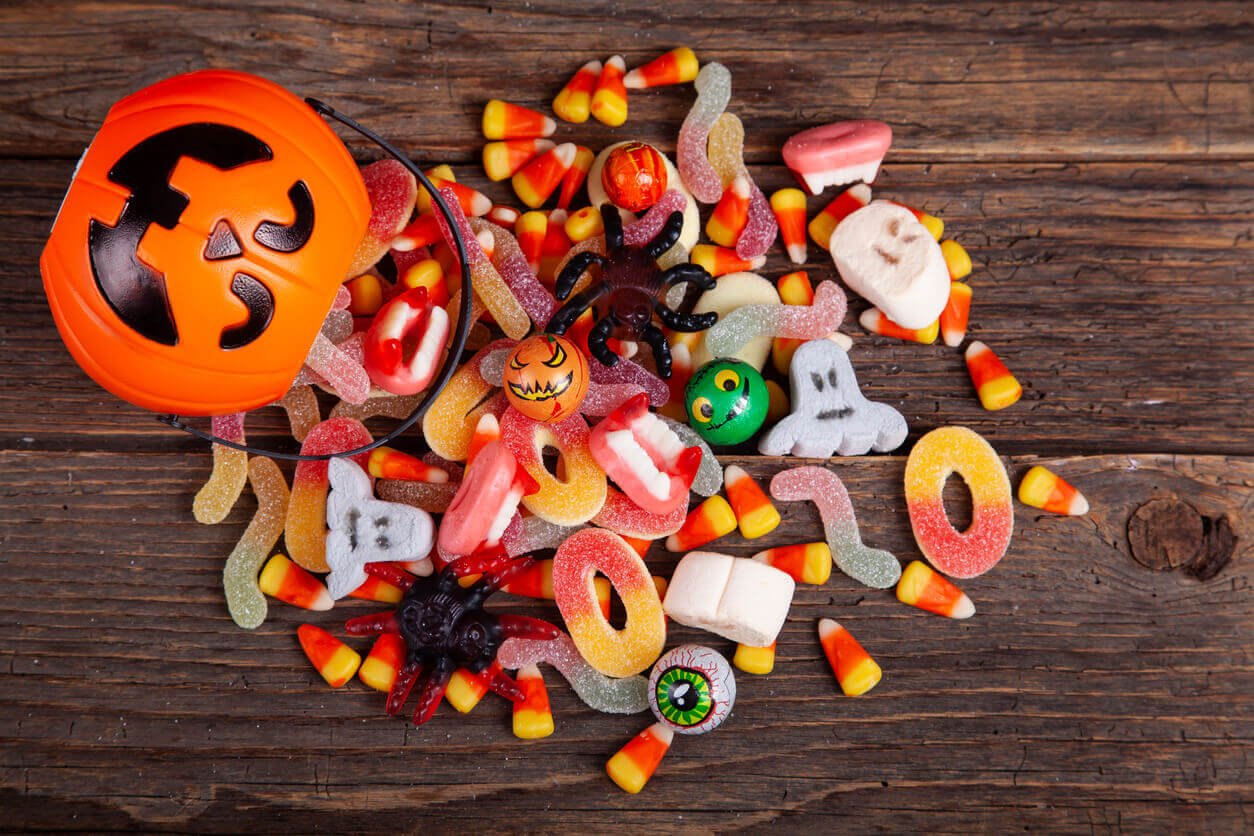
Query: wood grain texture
1,0,1252,831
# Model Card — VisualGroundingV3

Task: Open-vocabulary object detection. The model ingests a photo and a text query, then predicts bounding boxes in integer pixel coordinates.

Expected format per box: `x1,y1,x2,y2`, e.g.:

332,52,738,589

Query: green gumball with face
684,359,769,446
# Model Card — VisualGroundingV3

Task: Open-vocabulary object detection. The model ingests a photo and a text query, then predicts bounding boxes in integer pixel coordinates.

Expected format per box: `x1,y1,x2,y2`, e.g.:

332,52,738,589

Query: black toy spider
345,554,559,726
545,204,718,379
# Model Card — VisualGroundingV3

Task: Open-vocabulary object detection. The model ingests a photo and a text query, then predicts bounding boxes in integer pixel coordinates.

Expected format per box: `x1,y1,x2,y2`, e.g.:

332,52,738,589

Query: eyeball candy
362,287,450,395
662,551,795,647
552,528,666,677
689,271,780,371
502,334,589,422
782,120,893,195
684,359,769,446
758,338,908,458
324,458,435,599
1018,465,1089,516
829,201,950,330
818,618,881,697
677,62,732,203
703,280,848,360
193,412,248,524
600,142,668,212
770,466,901,589
904,426,1014,579
648,644,736,735
500,407,607,526
498,631,651,714
624,46,699,89
896,560,975,619
590,393,701,516
285,418,373,573
222,456,290,629
438,439,535,557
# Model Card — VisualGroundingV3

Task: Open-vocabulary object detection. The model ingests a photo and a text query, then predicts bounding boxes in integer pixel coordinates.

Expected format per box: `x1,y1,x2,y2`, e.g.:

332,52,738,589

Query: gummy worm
222,457,290,629
703,281,848,359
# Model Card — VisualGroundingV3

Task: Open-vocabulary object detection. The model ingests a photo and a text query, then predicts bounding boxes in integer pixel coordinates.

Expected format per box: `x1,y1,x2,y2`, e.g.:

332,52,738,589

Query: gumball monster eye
715,369,740,391
691,397,714,423
647,644,736,735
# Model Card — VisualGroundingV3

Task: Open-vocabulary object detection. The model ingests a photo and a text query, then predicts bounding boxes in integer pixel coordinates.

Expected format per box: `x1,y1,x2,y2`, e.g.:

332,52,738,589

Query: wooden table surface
2,2,1251,832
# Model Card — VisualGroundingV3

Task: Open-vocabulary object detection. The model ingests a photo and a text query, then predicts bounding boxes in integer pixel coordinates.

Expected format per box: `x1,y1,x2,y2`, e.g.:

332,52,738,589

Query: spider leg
345,611,400,636
646,211,685,261
465,557,535,609
447,545,510,579
600,202,624,251
364,562,417,591
411,658,454,726
545,284,606,335
587,311,620,367
654,301,719,333
483,663,526,703
641,322,674,379
659,262,716,291
498,614,562,641
555,251,606,300
386,659,422,715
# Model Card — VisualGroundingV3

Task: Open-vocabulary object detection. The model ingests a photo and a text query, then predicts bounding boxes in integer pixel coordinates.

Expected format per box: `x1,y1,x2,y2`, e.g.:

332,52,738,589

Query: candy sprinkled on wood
896,560,975,619
512,664,555,739
940,281,972,347
624,47,699,89
359,633,406,692
818,618,881,696
297,624,361,688
723,464,780,539
606,722,674,793
733,640,776,675
482,99,556,140
665,495,737,551
965,341,1022,411
590,55,628,126
1018,465,1089,515
258,554,332,612
552,59,601,123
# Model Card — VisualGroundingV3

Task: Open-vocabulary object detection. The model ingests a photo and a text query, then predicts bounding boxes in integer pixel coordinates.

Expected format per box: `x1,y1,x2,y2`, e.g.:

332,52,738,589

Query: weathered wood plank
1,450,1250,830
0,1,1250,160
3,159,1250,456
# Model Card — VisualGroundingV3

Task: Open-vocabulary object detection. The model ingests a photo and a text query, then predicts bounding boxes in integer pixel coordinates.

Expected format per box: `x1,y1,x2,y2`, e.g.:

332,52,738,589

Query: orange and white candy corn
368,446,449,482
752,542,832,585
402,258,450,308
724,464,780,539
513,142,577,209
940,281,972,347
487,204,520,230
665,495,737,551
859,308,939,344
393,213,442,251
1018,465,1089,515
417,173,492,218
606,722,673,793
808,183,871,250
771,270,815,374
539,209,573,283
770,188,808,264
565,205,605,243
345,273,385,317
297,624,360,688
624,46,699,89
512,664,555,739
348,573,405,604
482,99,556,140
515,211,548,274
689,244,765,278
733,640,776,675
553,59,602,123
940,239,972,280
259,554,333,611
445,662,503,713
965,341,1022,410
556,145,595,210
897,560,975,619
590,55,629,126
889,201,943,240
706,176,751,248
621,535,653,558
817,618,880,697
359,633,406,692
483,138,555,182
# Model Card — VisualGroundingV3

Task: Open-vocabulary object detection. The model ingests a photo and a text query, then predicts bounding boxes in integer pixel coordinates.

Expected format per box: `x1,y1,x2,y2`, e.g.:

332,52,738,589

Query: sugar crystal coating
285,418,373,572
222,457,290,629
677,63,732,203
499,407,607,525
193,412,248,524
704,280,847,358
659,415,722,496
498,632,650,714
272,385,320,442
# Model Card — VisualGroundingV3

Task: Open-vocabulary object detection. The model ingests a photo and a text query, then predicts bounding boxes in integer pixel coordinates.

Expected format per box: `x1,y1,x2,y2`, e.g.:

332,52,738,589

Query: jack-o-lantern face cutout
41,70,370,415
503,334,590,423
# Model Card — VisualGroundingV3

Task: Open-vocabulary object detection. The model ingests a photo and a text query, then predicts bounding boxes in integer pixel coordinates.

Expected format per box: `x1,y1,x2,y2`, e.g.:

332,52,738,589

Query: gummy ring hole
598,572,627,630
942,471,974,533
540,445,566,480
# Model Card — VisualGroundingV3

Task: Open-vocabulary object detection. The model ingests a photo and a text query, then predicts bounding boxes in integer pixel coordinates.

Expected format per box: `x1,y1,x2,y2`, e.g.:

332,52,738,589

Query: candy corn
297,624,360,688
606,722,673,793
808,184,871,250
259,554,333,611
752,543,832,585
940,281,972,347
359,633,406,692
539,209,573,283
348,574,405,604
426,163,455,183
940,239,972,280
965,341,1022,410
401,258,450,309
624,47,699,89
1018,465,1089,515
556,145,595,210
512,664,555,739
590,55,628,127
889,201,943,240
689,244,765,277
859,308,939,344
417,174,492,217
483,138,555,182
896,560,975,619
446,662,501,713
665,495,737,551
502,558,555,598
817,619,880,697
553,59,601,123
724,464,780,539
513,142,577,209
393,213,443,251
515,211,548,274
772,270,814,373
764,379,789,424
733,640,776,675
368,446,449,482
482,99,556,140
770,188,808,264
345,273,384,317
487,204,520,230
466,413,501,467
621,535,653,558
706,176,751,247
565,205,604,243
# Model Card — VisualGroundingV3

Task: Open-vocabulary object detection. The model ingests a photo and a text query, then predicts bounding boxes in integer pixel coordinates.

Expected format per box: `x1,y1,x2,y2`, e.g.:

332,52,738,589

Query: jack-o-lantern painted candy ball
502,334,590,422
600,142,667,213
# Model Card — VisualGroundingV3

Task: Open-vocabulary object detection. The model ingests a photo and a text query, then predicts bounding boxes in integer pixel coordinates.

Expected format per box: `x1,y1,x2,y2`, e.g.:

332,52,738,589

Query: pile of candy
195,49,1093,793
